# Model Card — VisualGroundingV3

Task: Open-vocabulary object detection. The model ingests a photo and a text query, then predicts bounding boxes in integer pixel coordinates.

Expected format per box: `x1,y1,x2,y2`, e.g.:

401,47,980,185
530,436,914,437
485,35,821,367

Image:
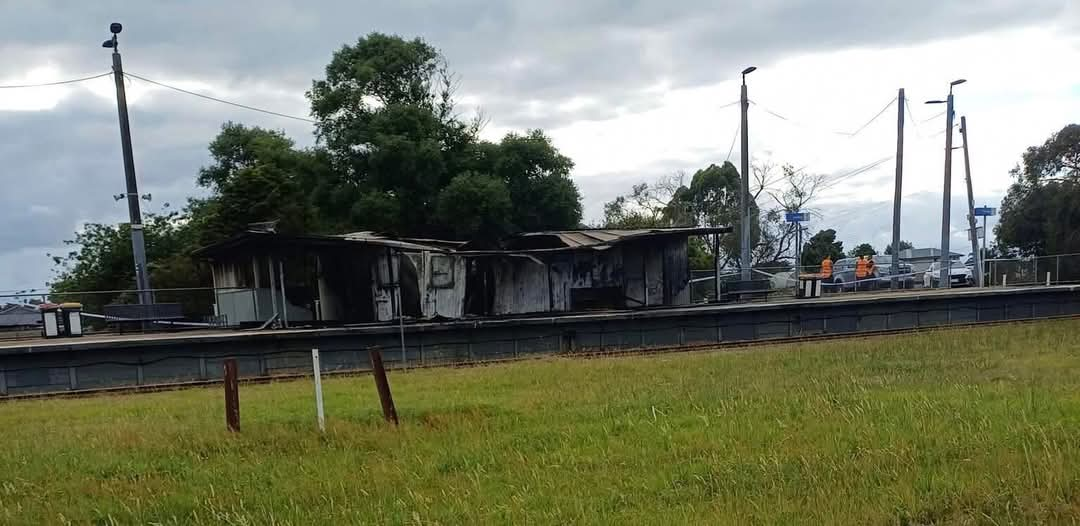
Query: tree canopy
848,243,877,258
801,229,845,267
996,124,1080,256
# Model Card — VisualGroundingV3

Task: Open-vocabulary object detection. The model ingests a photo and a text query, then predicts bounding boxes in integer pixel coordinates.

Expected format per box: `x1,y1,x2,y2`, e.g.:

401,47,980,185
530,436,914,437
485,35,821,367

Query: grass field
2,320,1080,525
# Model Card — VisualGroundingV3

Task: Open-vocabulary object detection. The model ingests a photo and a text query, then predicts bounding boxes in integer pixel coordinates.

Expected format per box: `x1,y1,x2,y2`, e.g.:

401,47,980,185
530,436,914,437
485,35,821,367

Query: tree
601,173,691,229
189,122,329,247
849,243,877,258
884,240,913,255
997,124,1080,256
434,172,513,241
479,130,582,232
307,33,581,239
749,162,825,267
801,229,845,267
49,210,208,314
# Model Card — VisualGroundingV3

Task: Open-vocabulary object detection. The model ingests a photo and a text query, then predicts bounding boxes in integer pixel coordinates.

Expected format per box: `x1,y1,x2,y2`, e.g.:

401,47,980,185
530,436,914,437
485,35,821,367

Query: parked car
923,261,974,288
869,255,916,289
828,255,914,292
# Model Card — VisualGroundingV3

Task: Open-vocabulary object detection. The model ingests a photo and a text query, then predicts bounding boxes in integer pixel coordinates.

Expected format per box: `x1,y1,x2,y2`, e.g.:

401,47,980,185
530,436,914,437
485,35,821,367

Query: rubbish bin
797,275,823,299
60,302,84,337
40,304,61,338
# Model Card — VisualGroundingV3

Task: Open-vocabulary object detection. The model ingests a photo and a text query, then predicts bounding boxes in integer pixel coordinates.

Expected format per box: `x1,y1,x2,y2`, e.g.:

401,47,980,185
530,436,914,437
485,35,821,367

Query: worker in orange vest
855,256,868,279
821,256,833,279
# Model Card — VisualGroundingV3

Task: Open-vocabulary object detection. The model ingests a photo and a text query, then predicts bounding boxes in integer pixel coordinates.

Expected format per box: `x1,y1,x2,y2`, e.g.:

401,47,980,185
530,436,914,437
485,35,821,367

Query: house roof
195,226,732,259
898,248,964,260
506,227,731,251
0,304,40,327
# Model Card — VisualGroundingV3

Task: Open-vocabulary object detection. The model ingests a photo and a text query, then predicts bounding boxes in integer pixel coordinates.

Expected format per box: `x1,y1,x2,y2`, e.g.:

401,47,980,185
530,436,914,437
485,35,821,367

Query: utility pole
103,23,152,305
928,79,965,289
890,88,905,290
960,116,981,287
739,66,756,281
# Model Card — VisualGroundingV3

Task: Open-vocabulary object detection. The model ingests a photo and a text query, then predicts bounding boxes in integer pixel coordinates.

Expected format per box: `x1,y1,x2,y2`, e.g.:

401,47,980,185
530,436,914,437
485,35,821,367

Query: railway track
3,313,1078,402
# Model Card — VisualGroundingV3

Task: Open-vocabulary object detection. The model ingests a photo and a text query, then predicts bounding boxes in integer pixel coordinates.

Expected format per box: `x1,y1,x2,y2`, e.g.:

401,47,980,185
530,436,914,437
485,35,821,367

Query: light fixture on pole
925,78,966,288
739,66,756,282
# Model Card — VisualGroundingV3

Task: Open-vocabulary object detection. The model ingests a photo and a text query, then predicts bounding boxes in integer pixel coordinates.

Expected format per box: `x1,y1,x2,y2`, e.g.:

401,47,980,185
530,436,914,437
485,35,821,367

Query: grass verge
2,319,1079,524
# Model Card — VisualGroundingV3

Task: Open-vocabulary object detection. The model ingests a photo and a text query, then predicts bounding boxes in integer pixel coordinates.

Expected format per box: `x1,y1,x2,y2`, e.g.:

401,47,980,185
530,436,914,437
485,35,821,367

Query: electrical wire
725,123,740,162
837,98,897,137
904,98,922,138
749,96,897,137
716,100,741,111
819,156,895,191
920,110,946,124
0,72,112,89
124,72,317,123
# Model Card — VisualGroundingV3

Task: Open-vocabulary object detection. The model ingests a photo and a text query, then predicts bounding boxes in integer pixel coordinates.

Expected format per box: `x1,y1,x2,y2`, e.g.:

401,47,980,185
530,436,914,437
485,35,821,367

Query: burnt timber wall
2,286,1079,397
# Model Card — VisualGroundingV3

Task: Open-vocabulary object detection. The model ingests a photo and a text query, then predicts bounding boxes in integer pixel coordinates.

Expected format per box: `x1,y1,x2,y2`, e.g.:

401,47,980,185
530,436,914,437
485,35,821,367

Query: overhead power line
725,123,740,162
748,96,897,137
124,72,316,124
904,98,922,138
0,72,111,89
839,98,896,137
920,110,946,124
820,156,895,190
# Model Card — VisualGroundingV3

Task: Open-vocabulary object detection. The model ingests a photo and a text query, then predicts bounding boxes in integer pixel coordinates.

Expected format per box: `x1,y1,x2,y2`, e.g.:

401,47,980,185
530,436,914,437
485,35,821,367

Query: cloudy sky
2,0,1079,292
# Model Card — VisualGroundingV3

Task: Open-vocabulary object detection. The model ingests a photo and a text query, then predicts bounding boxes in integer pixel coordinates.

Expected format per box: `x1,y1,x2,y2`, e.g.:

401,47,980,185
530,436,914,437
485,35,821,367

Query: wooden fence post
368,349,399,425
224,359,240,432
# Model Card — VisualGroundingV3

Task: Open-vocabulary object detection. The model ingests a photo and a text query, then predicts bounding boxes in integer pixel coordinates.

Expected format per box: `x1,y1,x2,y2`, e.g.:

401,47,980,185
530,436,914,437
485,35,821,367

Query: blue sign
785,211,809,222
974,207,996,217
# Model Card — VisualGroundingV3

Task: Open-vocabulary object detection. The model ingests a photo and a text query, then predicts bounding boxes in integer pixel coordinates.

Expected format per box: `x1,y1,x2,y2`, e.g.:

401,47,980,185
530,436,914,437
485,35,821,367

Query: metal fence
986,254,1080,287
3,284,1079,397
0,287,253,340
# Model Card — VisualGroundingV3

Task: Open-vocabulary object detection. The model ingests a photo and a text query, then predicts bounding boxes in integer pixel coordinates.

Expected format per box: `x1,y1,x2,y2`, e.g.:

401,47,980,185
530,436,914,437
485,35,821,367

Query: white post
311,348,325,433
1002,274,1007,288
1046,272,1051,287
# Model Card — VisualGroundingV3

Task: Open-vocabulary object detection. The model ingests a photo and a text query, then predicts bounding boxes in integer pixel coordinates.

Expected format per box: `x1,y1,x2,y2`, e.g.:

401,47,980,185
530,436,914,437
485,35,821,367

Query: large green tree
849,243,877,258
189,122,330,247
997,124,1080,256
308,32,581,239
801,229,845,267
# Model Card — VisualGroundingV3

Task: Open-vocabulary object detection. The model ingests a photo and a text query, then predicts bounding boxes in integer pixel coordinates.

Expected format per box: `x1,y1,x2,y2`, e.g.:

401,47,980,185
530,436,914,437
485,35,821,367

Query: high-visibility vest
821,259,833,277
855,258,868,278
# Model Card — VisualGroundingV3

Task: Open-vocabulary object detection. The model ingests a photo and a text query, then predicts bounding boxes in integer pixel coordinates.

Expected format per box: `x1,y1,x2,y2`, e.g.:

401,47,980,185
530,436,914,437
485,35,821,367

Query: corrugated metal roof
508,227,730,251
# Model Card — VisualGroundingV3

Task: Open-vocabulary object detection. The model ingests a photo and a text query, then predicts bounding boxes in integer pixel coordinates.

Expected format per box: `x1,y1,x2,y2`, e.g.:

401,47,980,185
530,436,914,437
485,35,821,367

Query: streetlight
925,78,966,289
739,66,756,282
103,23,153,306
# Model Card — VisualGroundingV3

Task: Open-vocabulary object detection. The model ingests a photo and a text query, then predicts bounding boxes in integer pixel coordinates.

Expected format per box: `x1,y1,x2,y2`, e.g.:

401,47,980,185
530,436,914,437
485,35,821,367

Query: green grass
3,320,1080,525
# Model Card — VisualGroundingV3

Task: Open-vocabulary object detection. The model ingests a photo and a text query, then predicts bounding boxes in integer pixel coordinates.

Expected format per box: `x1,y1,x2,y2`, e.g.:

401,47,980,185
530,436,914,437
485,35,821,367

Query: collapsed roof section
193,226,732,259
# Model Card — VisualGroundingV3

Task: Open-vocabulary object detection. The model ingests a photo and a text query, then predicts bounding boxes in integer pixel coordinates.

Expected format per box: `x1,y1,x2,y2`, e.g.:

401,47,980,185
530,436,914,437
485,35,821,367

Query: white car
924,261,974,288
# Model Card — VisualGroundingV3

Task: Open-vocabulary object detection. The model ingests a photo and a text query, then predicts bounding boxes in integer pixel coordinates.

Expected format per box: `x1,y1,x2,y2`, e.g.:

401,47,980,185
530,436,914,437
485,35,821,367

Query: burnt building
462,227,729,315
195,231,467,326
196,227,728,326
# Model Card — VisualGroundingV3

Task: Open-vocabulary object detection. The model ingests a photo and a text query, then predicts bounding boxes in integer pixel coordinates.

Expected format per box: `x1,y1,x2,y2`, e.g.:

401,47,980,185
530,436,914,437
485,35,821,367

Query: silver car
924,261,974,288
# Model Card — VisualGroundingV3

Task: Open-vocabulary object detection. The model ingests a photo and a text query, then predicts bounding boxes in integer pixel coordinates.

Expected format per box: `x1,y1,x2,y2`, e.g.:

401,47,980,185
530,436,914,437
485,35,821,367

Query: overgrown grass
3,320,1080,524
